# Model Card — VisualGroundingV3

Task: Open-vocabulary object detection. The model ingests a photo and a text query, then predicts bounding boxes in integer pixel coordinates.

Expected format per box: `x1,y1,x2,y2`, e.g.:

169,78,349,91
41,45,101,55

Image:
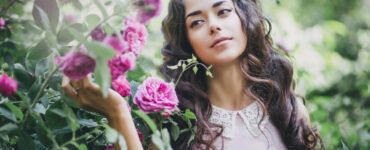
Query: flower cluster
92,17,148,97
0,74,17,96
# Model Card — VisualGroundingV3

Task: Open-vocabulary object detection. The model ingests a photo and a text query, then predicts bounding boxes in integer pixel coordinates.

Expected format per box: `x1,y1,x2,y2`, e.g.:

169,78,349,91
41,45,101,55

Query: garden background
0,0,369,149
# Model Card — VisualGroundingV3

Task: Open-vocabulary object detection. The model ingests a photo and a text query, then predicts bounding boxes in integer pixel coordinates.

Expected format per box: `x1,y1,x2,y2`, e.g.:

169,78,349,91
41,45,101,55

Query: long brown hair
160,0,324,149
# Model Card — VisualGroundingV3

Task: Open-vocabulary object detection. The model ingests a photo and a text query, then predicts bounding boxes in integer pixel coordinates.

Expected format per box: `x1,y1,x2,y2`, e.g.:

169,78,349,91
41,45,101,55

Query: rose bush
0,0,200,149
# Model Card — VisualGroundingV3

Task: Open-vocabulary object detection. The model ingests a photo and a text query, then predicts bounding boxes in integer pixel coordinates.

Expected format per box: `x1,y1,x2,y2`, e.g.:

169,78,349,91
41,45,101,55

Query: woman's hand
61,75,127,119
61,75,143,150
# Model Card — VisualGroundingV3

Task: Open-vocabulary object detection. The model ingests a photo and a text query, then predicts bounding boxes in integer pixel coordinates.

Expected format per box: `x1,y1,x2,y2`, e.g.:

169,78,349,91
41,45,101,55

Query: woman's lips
210,37,232,48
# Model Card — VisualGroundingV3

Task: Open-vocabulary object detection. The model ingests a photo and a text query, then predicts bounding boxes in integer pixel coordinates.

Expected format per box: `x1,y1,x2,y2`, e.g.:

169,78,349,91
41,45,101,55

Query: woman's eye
218,9,232,16
190,20,203,28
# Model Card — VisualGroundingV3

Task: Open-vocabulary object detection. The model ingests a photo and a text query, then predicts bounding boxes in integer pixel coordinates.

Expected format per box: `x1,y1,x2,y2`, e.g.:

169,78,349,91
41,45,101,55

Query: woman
62,0,323,149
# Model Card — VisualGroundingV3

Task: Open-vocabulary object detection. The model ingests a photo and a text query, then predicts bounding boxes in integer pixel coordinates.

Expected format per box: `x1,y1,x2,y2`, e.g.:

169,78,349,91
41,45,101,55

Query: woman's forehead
183,0,233,13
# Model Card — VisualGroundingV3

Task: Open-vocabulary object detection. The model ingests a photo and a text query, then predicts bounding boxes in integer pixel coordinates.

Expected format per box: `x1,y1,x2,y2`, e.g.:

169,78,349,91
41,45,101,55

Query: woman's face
184,0,247,65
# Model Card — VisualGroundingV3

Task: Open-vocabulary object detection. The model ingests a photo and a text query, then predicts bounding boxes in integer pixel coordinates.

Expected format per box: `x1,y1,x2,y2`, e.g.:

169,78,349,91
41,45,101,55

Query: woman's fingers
62,76,77,97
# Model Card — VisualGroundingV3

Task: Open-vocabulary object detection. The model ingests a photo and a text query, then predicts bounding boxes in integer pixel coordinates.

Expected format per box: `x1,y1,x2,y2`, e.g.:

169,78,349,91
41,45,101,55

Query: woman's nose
209,22,222,34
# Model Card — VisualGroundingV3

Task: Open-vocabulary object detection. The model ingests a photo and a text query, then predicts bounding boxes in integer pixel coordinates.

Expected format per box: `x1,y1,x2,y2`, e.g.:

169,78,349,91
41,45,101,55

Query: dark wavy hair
160,0,324,149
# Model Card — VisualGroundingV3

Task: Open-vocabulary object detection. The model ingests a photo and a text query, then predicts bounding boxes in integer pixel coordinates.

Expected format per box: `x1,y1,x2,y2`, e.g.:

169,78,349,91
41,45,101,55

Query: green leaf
4,102,23,120
36,124,52,146
14,63,36,90
192,66,198,74
33,6,52,31
69,23,89,33
0,107,17,122
167,65,178,70
35,57,50,77
129,81,140,98
32,0,59,32
192,54,197,62
85,41,115,98
171,123,180,141
207,65,212,70
206,71,213,78
133,110,157,132
50,108,66,117
151,131,164,150
71,0,83,9
27,77,42,101
183,109,196,120
182,64,186,71
63,104,80,132
186,58,193,63
33,103,46,114
26,40,52,71
85,41,115,60
94,59,111,98
105,128,127,150
61,92,80,108
161,129,173,150
78,119,98,128
79,144,88,150
187,133,195,147
0,123,18,132
17,132,36,150
92,0,108,18
85,14,101,29
57,27,74,45
45,101,68,129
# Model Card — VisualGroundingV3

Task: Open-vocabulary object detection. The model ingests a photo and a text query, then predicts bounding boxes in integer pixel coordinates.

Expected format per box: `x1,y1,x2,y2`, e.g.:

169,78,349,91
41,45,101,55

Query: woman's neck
207,59,254,111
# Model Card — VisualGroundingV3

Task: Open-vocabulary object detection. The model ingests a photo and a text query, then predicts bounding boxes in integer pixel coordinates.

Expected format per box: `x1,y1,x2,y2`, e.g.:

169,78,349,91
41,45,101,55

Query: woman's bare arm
62,76,143,150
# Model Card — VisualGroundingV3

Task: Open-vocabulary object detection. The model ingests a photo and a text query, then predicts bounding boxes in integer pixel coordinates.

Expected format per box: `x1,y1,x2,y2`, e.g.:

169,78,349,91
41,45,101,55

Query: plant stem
61,128,99,147
174,62,210,86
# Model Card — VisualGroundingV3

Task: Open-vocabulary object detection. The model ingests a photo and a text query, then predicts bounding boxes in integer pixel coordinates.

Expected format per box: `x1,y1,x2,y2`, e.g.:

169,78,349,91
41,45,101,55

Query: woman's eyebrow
185,0,227,20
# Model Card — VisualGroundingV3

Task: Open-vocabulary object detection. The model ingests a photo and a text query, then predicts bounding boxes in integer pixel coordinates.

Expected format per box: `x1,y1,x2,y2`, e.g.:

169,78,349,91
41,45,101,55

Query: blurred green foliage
262,0,370,149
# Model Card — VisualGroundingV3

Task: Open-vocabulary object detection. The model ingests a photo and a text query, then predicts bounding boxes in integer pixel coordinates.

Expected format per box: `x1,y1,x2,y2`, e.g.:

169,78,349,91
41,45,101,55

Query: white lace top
201,101,287,150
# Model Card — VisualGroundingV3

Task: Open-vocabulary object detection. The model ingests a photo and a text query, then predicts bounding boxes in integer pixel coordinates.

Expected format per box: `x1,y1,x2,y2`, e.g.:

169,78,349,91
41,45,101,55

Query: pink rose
103,34,129,55
0,74,18,96
0,17,5,27
122,17,148,56
161,111,171,119
137,129,144,142
55,52,96,80
108,52,136,80
135,0,162,25
133,77,179,114
105,146,114,150
91,27,106,42
111,75,131,97
64,14,78,23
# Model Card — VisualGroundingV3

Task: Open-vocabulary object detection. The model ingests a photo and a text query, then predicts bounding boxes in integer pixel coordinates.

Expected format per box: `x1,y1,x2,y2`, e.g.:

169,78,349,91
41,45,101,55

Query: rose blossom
135,0,162,25
103,34,129,54
0,17,5,27
91,27,106,41
161,111,171,119
133,77,179,114
55,52,96,80
105,146,114,150
137,129,144,142
122,17,148,56
111,75,131,97
0,74,18,96
108,52,136,80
